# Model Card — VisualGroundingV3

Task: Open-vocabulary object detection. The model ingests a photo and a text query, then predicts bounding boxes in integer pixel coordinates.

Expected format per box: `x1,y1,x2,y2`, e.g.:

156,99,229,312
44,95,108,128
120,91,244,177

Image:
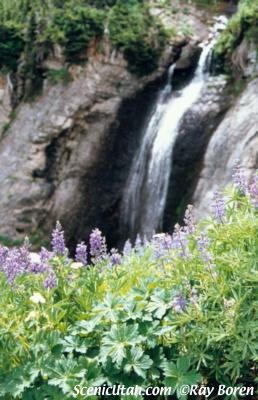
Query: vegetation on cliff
215,0,258,72
0,0,168,92
0,166,257,398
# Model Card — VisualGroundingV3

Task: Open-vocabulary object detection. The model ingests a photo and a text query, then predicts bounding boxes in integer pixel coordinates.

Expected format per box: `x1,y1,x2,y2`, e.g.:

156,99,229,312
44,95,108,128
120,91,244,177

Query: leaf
101,324,143,366
43,355,104,394
0,363,40,398
59,335,89,354
177,357,190,374
146,291,169,319
123,347,153,379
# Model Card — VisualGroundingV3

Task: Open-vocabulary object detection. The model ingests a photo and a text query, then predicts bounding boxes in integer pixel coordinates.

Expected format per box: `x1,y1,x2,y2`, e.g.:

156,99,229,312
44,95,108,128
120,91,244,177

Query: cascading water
121,17,228,241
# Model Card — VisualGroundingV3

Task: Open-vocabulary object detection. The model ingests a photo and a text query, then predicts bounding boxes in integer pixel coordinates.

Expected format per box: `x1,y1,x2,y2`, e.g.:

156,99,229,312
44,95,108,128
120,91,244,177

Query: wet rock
175,42,202,72
192,77,258,218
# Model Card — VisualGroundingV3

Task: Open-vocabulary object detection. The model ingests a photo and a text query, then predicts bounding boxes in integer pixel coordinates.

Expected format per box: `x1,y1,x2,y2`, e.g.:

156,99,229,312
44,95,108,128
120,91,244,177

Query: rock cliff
193,77,258,217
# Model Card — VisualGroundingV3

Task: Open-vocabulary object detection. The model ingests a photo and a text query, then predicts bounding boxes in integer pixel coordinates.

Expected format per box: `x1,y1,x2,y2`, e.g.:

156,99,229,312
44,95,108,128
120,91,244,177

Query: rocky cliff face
0,2,256,248
0,37,184,247
192,77,258,217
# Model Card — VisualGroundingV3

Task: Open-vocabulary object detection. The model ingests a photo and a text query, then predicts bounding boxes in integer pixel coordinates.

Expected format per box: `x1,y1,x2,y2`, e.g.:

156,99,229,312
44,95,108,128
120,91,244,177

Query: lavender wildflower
51,221,67,256
89,228,107,263
197,230,217,278
40,247,53,264
183,204,195,235
123,240,132,257
135,234,144,256
3,248,25,286
110,248,122,266
249,173,258,209
172,293,187,313
43,271,57,289
28,247,53,274
172,224,190,258
233,160,247,195
211,191,226,223
19,237,32,271
75,242,87,266
152,233,173,259
196,231,212,264
0,246,8,270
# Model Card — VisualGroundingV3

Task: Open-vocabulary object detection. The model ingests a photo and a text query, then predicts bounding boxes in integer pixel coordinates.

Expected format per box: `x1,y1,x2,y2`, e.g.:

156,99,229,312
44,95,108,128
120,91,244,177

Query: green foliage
214,0,258,71
0,0,170,83
0,186,257,398
49,5,105,62
47,68,73,85
0,21,24,71
108,0,168,75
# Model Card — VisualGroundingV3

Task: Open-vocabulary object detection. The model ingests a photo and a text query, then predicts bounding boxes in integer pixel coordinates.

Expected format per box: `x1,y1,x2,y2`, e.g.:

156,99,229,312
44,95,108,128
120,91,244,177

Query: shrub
108,0,168,75
0,21,24,71
50,5,105,63
214,0,258,71
47,68,73,85
0,165,257,398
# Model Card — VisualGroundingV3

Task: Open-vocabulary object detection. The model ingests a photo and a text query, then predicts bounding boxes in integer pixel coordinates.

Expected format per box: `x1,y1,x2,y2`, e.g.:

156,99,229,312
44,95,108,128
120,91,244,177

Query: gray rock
193,78,258,218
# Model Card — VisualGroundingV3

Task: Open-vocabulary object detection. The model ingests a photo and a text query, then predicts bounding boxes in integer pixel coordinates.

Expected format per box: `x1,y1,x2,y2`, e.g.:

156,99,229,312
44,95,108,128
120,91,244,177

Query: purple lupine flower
211,191,226,223
233,161,247,195
183,204,195,235
152,233,173,259
19,237,32,271
0,246,8,270
110,248,122,266
135,234,144,256
75,242,87,266
29,263,45,274
89,228,107,263
51,221,67,256
172,293,187,313
43,271,57,289
3,248,25,286
196,231,213,264
249,173,258,209
172,224,190,258
123,240,132,257
40,247,53,264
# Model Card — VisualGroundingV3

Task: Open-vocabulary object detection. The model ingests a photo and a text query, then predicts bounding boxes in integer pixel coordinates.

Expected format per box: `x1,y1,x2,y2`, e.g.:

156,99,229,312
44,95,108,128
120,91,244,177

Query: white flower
70,262,83,270
30,252,41,264
30,292,46,304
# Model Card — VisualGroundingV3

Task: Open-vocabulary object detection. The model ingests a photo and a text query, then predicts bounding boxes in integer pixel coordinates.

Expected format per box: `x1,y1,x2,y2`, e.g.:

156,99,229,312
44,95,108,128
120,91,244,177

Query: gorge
0,0,257,250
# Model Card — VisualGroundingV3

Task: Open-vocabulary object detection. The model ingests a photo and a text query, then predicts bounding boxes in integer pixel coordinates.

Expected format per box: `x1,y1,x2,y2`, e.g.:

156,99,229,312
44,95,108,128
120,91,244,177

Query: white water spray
121,18,227,240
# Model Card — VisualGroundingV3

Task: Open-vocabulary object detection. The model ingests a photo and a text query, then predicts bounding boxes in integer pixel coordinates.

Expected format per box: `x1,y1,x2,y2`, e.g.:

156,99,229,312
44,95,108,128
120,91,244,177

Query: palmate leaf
163,357,201,399
0,363,40,398
146,289,173,319
93,293,122,323
43,354,104,394
59,335,89,354
123,347,153,379
22,384,64,400
100,324,144,365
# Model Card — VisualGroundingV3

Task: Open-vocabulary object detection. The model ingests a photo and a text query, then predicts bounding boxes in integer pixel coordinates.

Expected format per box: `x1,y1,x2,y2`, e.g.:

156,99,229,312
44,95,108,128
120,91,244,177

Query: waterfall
121,18,227,241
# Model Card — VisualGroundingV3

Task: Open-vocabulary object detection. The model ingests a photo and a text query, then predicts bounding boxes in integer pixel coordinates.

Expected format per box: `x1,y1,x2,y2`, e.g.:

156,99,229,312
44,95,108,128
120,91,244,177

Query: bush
214,0,258,71
50,5,105,63
0,166,257,399
0,21,24,71
108,0,168,75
